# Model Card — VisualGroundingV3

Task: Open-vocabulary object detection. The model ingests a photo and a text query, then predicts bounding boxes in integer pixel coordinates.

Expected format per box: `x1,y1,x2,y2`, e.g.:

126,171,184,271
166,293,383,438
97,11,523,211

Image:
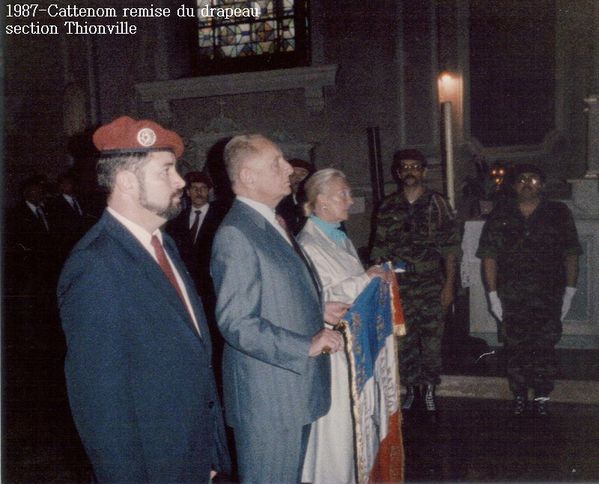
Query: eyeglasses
399,164,424,172
516,174,541,185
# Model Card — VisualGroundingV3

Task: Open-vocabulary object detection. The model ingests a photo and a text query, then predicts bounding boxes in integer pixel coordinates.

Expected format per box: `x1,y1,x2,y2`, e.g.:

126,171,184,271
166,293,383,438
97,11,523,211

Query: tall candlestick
442,102,455,209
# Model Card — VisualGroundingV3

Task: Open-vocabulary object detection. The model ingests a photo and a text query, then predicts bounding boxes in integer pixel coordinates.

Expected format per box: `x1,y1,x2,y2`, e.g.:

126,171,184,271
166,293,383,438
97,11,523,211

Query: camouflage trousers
502,292,562,397
397,272,445,386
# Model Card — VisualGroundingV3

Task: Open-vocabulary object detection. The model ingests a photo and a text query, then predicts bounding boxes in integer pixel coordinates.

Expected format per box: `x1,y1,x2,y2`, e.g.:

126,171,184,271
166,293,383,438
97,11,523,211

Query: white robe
299,219,371,484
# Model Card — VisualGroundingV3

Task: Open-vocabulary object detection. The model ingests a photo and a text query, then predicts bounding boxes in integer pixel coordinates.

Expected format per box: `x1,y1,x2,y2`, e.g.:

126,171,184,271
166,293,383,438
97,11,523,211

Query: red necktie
151,235,185,302
151,235,202,336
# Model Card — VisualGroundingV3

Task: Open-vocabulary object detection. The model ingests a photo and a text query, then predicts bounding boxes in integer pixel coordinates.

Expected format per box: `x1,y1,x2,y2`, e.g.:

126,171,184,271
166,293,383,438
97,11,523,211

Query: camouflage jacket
476,199,582,292
371,189,461,268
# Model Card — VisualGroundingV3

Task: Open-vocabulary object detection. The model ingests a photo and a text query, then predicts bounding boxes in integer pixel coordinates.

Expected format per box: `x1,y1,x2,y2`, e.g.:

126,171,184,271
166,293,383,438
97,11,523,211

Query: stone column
584,95,599,178
567,95,599,219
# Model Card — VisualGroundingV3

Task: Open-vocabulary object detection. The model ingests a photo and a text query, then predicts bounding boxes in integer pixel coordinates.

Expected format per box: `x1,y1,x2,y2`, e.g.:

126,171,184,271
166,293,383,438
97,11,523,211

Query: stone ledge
135,65,338,120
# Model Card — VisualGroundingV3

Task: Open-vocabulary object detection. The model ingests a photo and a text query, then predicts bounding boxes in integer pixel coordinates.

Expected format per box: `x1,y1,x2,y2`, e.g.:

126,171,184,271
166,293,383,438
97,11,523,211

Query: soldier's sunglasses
399,164,424,172
516,174,541,185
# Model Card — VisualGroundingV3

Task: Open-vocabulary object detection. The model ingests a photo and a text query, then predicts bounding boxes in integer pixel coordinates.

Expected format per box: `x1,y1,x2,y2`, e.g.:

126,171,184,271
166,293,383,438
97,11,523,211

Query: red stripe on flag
369,411,404,483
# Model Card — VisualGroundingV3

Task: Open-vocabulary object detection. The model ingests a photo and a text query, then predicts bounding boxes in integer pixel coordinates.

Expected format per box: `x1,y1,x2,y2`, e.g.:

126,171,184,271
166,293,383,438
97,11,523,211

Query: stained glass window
195,0,309,74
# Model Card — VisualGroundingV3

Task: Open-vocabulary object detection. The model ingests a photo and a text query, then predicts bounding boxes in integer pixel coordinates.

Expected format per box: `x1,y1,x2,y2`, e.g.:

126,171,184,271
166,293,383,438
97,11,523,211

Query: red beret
185,171,213,189
93,116,184,159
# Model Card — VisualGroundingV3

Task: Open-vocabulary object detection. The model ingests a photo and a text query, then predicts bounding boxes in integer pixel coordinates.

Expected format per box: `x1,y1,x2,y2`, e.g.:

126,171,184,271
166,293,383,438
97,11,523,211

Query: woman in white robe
299,168,387,484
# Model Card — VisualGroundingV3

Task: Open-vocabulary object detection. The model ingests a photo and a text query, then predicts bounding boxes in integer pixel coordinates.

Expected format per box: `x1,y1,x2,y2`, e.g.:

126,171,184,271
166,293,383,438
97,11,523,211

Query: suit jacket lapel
236,201,322,300
102,212,205,344
163,234,211,345
236,200,297,257
61,196,81,217
196,204,215,242
24,203,48,232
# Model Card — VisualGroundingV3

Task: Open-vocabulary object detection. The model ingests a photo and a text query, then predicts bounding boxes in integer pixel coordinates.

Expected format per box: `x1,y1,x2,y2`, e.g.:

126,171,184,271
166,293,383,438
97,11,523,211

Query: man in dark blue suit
166,171,229,390
166,171,227,320
7,175,57,295
47,172,95,265
58,116,230,483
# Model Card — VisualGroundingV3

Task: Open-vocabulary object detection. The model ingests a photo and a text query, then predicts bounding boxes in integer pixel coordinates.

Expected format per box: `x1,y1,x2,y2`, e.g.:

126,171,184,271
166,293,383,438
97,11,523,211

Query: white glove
561,286,577,320
488,291,503,321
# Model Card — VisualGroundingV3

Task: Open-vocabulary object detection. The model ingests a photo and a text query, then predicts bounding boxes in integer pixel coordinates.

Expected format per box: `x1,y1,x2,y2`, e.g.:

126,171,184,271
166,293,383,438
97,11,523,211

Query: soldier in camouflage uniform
371,149,460,414
476,164,581,417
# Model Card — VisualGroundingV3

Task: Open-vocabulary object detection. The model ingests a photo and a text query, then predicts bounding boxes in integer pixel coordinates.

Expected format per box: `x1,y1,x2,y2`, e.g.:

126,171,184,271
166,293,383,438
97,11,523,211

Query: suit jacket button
208,401,215,409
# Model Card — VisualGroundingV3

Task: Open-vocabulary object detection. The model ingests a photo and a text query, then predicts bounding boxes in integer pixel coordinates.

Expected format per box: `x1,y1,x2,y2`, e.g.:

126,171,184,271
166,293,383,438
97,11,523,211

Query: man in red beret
57,116,230,482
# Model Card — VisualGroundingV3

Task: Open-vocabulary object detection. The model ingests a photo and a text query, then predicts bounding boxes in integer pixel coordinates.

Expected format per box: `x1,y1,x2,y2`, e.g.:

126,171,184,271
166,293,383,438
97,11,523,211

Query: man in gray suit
211,134,348,483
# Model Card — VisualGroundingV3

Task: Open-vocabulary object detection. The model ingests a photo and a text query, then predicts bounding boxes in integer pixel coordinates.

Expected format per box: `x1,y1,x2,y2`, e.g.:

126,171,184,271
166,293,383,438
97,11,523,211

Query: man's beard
138,178,183,220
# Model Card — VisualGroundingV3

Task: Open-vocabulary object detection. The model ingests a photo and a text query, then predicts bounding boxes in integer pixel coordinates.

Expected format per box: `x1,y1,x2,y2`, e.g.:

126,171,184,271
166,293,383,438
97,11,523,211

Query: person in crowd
47,172,94,264
276,158,314,235
477,163,581,417
297,168,389,484
7,175,57,295
210,134,348,483
57,116,230,482
371,149,460,415
167,170,229,391
167,171,227,319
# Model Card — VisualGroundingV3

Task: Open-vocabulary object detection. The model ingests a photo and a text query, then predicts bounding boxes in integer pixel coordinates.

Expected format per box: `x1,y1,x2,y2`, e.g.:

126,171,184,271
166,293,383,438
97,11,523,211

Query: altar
461,219,599,349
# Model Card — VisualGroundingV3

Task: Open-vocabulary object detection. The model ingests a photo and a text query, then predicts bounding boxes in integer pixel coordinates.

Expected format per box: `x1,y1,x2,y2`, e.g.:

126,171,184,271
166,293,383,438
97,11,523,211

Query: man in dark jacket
46,172,95,265
166,171,227,320
58,116,230,482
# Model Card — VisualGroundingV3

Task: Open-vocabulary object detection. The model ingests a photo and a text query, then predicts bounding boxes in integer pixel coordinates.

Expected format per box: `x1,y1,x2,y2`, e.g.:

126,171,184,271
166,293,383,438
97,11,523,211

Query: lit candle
442,102,455,209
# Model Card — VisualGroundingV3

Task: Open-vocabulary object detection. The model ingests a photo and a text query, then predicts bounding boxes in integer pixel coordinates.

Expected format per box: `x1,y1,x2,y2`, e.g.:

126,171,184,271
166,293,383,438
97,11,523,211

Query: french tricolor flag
343,268,405,483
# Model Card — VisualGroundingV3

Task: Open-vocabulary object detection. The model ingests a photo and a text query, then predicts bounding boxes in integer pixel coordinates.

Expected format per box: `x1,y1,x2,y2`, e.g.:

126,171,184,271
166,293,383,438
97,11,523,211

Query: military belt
394,259,439,274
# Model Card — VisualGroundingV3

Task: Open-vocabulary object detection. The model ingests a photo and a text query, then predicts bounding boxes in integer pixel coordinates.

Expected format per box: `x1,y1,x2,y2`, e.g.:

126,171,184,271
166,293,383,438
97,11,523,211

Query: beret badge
136,127,157,148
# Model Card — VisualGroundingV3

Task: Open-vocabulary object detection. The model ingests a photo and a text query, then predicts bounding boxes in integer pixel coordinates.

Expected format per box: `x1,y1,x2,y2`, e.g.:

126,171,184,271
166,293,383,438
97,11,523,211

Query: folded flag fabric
389,264,406,337
343,274,405,483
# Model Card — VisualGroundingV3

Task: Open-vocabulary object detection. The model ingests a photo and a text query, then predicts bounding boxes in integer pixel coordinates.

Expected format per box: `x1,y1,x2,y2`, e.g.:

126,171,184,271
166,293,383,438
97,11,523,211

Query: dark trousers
503,295,562,397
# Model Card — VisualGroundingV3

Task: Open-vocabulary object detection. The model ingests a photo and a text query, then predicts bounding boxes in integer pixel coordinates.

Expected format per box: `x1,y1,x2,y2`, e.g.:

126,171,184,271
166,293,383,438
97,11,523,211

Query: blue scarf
310,215,347,246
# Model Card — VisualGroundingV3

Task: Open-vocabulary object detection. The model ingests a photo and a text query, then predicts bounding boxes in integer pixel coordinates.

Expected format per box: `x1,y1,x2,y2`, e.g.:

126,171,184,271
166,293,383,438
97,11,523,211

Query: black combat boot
424,384,437,413
402,385,419,411
511,394,527,417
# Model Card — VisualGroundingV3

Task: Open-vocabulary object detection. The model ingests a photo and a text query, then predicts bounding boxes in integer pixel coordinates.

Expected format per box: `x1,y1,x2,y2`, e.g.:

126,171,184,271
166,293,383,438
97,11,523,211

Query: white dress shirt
188,203,209,243
63,193,82,215
26,200,49,230
236,196,292,245
107,207,201,335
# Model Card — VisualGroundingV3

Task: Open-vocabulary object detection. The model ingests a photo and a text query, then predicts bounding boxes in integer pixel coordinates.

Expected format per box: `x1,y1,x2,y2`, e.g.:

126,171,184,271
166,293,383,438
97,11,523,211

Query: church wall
136,0,401,250
4,33,68,196
3,0,598,249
